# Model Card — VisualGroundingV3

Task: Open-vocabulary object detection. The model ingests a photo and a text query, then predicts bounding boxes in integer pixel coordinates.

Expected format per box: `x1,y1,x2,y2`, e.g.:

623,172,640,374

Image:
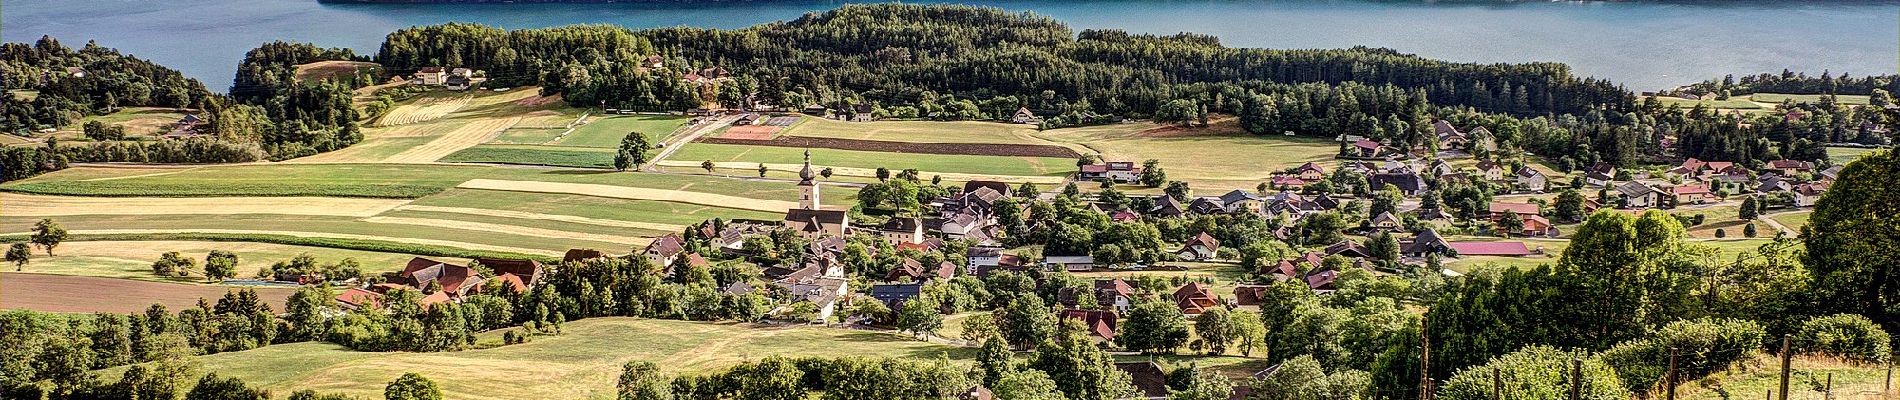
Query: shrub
1598,318,1766,393
1795,314,1892,363
151,251,196,277
1438,346,1629,400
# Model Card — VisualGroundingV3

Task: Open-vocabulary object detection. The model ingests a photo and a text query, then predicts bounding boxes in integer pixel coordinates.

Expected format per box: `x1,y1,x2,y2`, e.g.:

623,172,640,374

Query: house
1351,139,1385,158
1669,183,1714,205
867,283,925,309
1232,285,1271,306
1175,232,1220,261
63,67,87,78
848,104,875,122
1369,171,1427,196
877,217,926,245
334,288,383,311
1187,197,1229,215
1428,159,1457,178
887,258,956,282
1768,159,1814,175
1614,181,1665,209
1060,309,1120,342
641,55,666,69
1367,211,1404,231
1079,161,1143,183
394,257,483,298
474,258,545,293
1324,240,1372,258
1794,181,1829,207
444,75,472,91
1503,214,1558,237
1474,160,1505,181
1296,162,1326,181
1756,174,1792,194
1819,165,1843,181
777,276,849,323
1434,120,1468,150
1516,166,1548,192
733,114,761,125
1011,107,1040,124
1172,282,1220,315
801,104,828,116
1271,175,1309,188
563,249,605,263
1446,241,1534,257
1306,270,1339,292
1401,229,1453,257
1217,190,1265,214
1669,157,1710,176
1150,195,1186,218
412,67,446,85
1117,362,1171,399
645,234,686,268
784,209,850,237
1586,163,1617,187
957,386,995,400
1487,202,1541,219
1094,279,1135,313
1044,255,1096,272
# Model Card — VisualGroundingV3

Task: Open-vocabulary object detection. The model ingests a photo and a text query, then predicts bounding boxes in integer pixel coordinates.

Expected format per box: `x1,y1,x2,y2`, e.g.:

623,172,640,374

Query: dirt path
394,205,687,232
0,228,564,257
1,193,411,217
1758,211,1800,236
383,116,521,163
359,216,650,247
0,272,294,314
646,115,736,171
456,179,797,213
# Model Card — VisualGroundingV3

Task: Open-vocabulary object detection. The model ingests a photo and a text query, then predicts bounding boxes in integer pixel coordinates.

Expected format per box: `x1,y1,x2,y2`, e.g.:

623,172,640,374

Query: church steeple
797,148,820,209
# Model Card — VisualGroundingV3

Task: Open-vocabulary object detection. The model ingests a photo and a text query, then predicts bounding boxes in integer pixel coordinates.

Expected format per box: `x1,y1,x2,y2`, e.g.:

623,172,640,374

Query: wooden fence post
1569,358,1583,400
1780,334,1793,400
1668,346,1679,400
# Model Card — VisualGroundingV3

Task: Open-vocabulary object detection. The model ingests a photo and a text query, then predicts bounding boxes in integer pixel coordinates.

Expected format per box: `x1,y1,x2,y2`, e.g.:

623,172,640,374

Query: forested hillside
0,36,212,133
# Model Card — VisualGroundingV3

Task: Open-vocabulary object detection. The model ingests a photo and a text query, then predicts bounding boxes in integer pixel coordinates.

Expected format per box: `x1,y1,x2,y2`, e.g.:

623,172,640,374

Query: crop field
376,94,471,126
1,133,34,146
440,144,616,168
1037,120,1339,189
554,115,688,148
407,188,782,227
1,273,295,314
0,214,625,258
3,240,453,284
1647,96,1765,110
0,164,490,198
383,116,522,163
0,193,409,217
671,142,1073,178
118,317,973,400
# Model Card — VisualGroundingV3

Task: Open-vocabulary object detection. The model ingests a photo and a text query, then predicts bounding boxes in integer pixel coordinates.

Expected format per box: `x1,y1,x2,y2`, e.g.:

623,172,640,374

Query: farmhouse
1171,282,1220,316
1350,139,1385,158
411,67,446,86
1011,107,1040,124
1060,309,1120,343
1297,162,1326,181
1175,232,1220,261
867,283,924,309
645,234,686,268
1079,161,1143,182
335,288,383,311
1768,159,1814,175
1586,163,1617,187
1515,166,1547,192
1614,181,1665,209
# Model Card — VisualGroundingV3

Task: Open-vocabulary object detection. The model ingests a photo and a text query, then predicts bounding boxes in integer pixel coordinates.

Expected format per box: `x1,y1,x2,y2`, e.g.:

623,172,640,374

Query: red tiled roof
1447,241,1533,256
335,288,383,309
1488,202,1541,216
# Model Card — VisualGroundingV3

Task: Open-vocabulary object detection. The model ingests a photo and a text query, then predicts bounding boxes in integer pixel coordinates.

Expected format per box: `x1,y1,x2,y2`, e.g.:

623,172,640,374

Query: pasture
440,144,616,169
1037,120,1338,189
124,318,972,400
1748,93,1872,105
56,107,188,139
783,118,1062,145
1827,146,1882,165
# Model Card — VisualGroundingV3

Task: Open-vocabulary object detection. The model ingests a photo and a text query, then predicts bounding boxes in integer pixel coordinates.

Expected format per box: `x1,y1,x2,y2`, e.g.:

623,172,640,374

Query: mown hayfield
55,107,189,139
407,188,784,227
456,179,799,213
1647,95,1765,110
1,193,408,217
3,240,453,284
671,142,1072,178
383,116,522,163
1,133,35,146
556,115,689,148
1,273,294,314
119,318,972,400
289,135,437,163
783,118,1062,145
2,163,846,203
0,214,626,257
1037,120,1337,189
440,144,616,169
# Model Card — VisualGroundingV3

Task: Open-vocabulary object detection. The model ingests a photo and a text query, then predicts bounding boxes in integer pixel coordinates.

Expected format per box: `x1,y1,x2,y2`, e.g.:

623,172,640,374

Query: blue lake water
3,0,1895,92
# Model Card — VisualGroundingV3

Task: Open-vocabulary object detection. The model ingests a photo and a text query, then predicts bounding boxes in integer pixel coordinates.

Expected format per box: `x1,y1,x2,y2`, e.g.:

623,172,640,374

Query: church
781,149,849,236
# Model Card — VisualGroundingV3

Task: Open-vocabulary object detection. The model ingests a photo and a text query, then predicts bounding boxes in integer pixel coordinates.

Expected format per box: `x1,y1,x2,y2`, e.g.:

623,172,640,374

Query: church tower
798,149,820,209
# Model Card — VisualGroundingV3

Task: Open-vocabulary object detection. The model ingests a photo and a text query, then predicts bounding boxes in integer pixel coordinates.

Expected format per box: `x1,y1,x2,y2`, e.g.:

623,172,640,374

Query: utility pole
1779,334,1793,400
1569,358,1583,400
1668,347,1680,400
1420,314,1432,400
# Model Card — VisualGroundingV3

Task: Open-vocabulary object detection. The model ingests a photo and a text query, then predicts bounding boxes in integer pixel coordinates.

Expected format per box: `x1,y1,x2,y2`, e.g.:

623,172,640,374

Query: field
2,240,453,284
1037,120,1338,189
1770,211,1813,233
1679,354,1892,400
294,60,381,83
670,142,1073,179
783,118,1061,145
113,317,973,400
1748,93,1872,106
1647,96,1766,110
440,145,616,168
0,273,295,314
1828,146,1883,165
55,107,189,139
553,115,688,148
1,193,409,217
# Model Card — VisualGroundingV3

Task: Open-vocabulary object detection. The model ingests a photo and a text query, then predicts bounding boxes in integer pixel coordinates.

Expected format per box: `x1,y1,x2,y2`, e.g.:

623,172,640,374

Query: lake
3,0,1894,92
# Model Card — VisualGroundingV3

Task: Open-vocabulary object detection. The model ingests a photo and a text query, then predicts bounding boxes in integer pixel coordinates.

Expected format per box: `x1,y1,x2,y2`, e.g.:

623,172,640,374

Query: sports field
116,317,973,400
1037,120,1338,189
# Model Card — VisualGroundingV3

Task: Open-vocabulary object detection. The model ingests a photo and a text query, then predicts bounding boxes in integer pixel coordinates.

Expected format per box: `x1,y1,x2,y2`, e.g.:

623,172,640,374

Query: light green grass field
57,107,188,139
1677,354,1891,400
783,118,1061,145
0,214,629,255
556,115,688,148
440,144,618,169
1770,211,1813,233
1037,120,1337,189
672,143,1073,177
1649,96,1765,110
1827,146,1882,166
1748,93,1872,106
108,318,973,400
6,240,455,283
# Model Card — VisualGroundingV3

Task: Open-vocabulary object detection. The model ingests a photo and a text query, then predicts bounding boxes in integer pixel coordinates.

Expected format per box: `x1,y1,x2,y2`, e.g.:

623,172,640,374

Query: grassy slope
5,240,456,284
672,142,1073,177
1678,354,1892,400
123,318,972,400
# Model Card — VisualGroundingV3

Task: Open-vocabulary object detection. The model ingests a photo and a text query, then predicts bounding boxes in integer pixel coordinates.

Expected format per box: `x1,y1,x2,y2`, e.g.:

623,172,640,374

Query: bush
1795,314,1892,363
1598,318,1766,393
1438,346,1629,400
151,251,196,277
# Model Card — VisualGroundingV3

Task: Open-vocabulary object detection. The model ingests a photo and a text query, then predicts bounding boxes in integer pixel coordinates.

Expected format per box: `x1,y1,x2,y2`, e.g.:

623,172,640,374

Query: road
644,114,735,172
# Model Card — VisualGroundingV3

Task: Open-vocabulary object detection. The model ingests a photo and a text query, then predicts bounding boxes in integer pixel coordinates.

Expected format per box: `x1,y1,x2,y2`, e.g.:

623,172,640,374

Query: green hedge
1796,314,1892,363
1438,346,1629,400
1598,318,1766,394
